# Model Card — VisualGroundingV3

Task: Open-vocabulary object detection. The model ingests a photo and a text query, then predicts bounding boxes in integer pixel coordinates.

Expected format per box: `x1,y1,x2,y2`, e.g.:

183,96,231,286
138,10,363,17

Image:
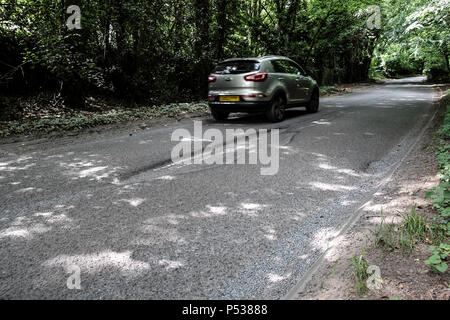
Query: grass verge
376,207,430,253
0,101,209,138
319,86,336,95
422,89,450,273
350,89,450,295
348,249,370,295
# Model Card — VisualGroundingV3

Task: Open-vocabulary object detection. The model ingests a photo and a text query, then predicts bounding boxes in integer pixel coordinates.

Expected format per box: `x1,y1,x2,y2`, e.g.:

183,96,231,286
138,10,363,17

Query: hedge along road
0,76,439,299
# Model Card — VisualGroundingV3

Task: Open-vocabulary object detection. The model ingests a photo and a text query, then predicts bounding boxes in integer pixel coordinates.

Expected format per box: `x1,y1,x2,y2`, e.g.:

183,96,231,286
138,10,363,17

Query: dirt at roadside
295,87,450,300
0,110,210,157
320,80,386,97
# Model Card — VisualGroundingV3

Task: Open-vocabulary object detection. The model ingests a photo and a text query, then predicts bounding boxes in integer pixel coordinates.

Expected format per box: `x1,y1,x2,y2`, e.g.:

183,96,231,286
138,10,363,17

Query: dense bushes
369,0,449,81
0,0,382,110
424,91,450,273
0,0,447,113
425,64,450,82
0,101,209,137
381,50,422,77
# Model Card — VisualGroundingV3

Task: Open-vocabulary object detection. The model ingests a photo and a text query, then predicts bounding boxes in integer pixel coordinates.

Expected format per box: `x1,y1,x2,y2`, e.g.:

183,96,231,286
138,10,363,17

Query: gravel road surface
0,76,438,299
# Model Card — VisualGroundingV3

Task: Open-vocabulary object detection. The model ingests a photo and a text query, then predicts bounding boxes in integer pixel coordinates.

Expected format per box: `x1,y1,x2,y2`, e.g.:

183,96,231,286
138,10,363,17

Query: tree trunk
274,0,300,54
216,0,228,61
62,77,86,109
443,43,449,73
103,0,111,66
61,0,86,109
193,0,211,98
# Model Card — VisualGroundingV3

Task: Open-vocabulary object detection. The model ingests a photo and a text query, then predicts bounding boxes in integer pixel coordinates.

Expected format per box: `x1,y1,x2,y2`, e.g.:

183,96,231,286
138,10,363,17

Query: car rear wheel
306,90,319,113
266,95,286,122
211,108,229,121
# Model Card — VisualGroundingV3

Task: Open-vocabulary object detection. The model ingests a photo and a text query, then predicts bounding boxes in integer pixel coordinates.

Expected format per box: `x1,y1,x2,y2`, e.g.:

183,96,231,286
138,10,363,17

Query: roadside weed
401,206,429,242
426,181,450,214
349,249,369,295
437,106,450,138
424,243,449,273
397,228,415,253
319,86,336,95
424,99,450,273
0,102,209,137
329,259,339,279
376,218,397,251
376,207,429,253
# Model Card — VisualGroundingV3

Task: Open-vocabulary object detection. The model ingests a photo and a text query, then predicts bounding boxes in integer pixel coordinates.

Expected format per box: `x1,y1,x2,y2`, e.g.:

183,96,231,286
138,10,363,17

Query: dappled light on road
0,76,440,299
44,250,151,276
0,206,75,240
309,182,357,192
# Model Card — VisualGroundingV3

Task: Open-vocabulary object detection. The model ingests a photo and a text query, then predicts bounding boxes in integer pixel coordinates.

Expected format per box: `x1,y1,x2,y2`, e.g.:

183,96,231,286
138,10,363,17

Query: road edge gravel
284,86,442,300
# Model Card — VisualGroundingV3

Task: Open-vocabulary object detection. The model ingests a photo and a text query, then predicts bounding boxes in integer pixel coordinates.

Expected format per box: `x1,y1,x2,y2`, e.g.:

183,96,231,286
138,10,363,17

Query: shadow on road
210,108,310,125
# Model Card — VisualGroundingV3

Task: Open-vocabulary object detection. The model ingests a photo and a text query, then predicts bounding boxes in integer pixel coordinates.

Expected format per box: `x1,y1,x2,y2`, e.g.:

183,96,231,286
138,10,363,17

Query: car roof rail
222,57,259,62
220,56,289,62
260,55,288,60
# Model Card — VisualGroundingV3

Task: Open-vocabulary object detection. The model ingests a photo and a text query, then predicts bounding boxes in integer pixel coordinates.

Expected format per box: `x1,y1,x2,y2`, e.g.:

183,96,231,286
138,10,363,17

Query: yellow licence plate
219,96,240,102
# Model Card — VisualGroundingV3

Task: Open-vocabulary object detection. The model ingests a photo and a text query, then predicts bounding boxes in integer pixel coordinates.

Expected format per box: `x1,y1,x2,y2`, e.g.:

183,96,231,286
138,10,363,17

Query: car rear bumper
209,101,271,113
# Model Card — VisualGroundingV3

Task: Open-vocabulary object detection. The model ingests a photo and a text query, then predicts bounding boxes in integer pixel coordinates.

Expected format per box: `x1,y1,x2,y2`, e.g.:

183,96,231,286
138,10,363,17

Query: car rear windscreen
213,61,260,74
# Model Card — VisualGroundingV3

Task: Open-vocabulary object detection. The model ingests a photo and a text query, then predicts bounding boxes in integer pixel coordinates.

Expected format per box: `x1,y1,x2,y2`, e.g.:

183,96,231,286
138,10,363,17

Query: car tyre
306,89,319,113
211,108,230,121
266,95,286,122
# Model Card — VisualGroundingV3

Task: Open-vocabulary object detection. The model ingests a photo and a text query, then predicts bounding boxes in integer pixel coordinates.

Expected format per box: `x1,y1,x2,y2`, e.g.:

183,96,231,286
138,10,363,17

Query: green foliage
0,0,386,108
0,102,208,137
426,97,450,224
437,105,450,139
424,93,450,273
425,105,450,227
368,66,385,80
425,181,450,212
424,243,449,273
376,207,430,253
370,0,449,80
381,47,421,77
0,0,447,114
319,86,336,95
401,207,429,242
348,249,370,295
376,218,398,251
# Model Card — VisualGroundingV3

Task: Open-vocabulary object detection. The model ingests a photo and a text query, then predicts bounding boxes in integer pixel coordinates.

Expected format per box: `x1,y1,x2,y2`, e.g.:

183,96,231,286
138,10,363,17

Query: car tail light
208,95,216,99
208,75,216,83
244,73,268,82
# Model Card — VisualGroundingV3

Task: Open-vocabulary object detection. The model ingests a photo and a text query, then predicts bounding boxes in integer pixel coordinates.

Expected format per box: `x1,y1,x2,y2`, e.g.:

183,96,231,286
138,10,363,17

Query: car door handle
278,77,284,81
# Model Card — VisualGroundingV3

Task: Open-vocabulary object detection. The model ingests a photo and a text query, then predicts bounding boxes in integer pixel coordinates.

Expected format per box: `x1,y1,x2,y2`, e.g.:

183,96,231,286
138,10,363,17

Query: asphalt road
0,76,439,299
